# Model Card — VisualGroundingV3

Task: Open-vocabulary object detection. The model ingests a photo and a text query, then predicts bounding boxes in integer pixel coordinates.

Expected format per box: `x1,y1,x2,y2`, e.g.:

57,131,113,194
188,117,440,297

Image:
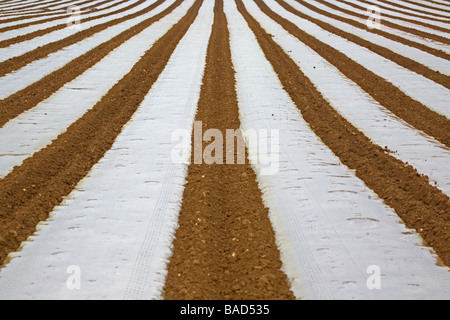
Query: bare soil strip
0,0,118,31
424,0,450,8
330,0,450,44
352,0,450,23
335,0,450,31
308,0,450,46
0,0,200,268
0,0,180,128
289,0,450,61
0,0,110,25
267,0,450,149
163,0,295,300
238,0,450,267
0,0,147,48
0,0,63,13
1,0,79,15
379,0,450,15
275,0,450,90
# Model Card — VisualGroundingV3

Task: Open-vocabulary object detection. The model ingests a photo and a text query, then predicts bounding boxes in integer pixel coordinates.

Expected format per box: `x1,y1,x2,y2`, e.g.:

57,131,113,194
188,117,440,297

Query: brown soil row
309,0,450,46
0,0,17,7
0,0,72,14
0,0,57,13
379,0,450,16
264,1,450,149
0,0,176,128
353,0,450,23
0,0,90,24
0,0,118,31
336,0,450,31
163,0,295,300
291,0,450,62
27,0,84,12
0,0,147,48
424,0,450,9
0,0,197,267
241,0,450,266
275,0,450,90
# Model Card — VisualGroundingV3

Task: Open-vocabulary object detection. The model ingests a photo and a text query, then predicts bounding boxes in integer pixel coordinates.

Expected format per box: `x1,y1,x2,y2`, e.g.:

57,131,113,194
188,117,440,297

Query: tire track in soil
0,0,178,128
275,0,450,90
260,0,450,149
163,0,295,300
295,0,450,61
237,0,450,267
0,0,200,268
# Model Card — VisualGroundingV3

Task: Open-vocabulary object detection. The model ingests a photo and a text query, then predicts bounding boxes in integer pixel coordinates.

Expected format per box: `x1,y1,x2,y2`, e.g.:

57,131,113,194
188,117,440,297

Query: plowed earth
0,0,449,300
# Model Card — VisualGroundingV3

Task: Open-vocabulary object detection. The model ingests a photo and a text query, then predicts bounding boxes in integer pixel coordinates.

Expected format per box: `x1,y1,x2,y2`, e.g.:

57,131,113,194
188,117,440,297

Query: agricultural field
0,0,449,300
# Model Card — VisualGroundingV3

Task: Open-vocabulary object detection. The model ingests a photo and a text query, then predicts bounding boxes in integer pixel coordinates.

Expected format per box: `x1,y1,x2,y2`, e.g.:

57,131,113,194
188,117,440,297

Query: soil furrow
379,0,450,15
0,0,198,267
308,0,450,47
1,0,76,14
351,0,450,23
288,0,450,61
163,0,295,300
0,0,96,24
0,0,148,48
335,0,450,31
275,0,450,90
267,0,450,148
237,0,450,267
0,0,119,31
0,0,178,128
0,0,60,12
424,0,450,8
326,0,450,44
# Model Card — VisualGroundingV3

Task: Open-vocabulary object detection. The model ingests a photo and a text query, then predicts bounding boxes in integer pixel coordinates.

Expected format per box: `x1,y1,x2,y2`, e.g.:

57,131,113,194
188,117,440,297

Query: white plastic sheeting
248,0,450,196
301,0,450,54
0,0,449,301
0,0,213,300
282,0,450,76
0,0,172,100
0,0,108,34
0,0,152,61
324,0,450,38
226,0,450,300
369,0,450,17
0,0,192,179
268,0,450,119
